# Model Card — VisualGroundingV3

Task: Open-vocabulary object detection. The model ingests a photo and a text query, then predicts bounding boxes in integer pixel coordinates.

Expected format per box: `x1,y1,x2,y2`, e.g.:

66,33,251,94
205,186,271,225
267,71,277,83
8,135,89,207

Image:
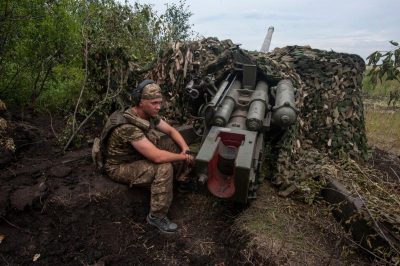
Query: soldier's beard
144,109,159,118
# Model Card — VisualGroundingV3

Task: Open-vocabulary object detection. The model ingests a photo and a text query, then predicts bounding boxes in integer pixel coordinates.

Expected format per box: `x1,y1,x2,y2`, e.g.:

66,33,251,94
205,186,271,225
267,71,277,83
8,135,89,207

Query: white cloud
126,0,400,59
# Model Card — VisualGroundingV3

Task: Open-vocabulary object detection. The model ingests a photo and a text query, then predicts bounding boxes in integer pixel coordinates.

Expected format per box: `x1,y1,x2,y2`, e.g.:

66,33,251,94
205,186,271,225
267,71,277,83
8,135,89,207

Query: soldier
103,80,194,234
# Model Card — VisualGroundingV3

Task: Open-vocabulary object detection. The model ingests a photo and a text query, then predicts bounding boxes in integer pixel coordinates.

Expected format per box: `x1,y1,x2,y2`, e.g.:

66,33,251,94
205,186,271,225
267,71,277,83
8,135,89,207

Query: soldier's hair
131,79,155,105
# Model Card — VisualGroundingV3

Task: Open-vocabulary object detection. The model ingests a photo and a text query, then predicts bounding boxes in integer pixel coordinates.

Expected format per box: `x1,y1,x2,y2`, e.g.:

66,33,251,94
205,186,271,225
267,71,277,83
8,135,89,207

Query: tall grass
364,103,400,155
362,69,399,97
362,70,400,155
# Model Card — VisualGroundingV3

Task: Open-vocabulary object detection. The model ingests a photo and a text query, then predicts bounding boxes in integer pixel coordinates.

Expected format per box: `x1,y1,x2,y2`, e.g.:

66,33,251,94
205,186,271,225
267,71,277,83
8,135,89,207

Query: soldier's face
139,97,163,117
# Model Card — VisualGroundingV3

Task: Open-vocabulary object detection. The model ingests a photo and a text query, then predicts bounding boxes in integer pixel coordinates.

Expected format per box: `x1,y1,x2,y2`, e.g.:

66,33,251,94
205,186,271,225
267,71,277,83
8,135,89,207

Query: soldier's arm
156,119,190,154
131,137,191,164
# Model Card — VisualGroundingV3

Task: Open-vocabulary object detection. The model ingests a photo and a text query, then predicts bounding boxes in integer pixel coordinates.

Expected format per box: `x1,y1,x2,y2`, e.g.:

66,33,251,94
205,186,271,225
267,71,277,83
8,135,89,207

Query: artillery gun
153,36,398,261
193,49,298,203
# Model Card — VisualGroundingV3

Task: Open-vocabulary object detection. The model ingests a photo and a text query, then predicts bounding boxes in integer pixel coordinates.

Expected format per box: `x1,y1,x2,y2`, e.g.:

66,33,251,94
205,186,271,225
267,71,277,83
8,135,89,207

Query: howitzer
194,57,298,203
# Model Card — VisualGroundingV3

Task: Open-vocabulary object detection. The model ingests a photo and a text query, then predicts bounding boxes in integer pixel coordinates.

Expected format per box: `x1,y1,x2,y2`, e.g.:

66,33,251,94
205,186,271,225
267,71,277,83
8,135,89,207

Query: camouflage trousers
106,140,190,218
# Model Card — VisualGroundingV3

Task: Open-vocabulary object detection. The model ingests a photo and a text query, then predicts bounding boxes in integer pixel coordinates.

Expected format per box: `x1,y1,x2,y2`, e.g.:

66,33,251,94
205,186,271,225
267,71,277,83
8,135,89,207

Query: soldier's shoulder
113,123,140,134
118,123,138,129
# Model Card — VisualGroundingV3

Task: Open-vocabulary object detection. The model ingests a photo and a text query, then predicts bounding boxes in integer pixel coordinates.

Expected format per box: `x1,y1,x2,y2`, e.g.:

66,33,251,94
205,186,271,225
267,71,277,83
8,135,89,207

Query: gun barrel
271,79,297,128
213,79,241,126
202,73,234,126
260,26,274,53
246,81,268,131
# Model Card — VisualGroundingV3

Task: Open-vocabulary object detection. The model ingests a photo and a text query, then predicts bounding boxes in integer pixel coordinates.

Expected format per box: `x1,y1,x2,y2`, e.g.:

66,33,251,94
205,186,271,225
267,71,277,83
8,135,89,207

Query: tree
0,0,82,109
366,41,400,85
0,0,195,149
160,0,194,46
62,0,195,149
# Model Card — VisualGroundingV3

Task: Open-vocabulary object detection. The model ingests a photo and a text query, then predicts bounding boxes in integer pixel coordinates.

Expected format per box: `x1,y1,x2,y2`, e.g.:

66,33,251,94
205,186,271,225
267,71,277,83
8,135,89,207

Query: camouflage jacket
104,108,160,170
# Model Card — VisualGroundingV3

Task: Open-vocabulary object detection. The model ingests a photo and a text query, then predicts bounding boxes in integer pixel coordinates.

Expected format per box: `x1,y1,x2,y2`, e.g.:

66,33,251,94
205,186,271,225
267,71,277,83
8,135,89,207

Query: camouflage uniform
104,108,186,218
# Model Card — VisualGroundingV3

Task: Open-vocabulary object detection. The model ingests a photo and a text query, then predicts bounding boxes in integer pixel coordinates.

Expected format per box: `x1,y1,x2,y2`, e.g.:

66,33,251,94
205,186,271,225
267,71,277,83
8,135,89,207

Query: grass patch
364,101,400,156
233,184,368,265
362,70,399,97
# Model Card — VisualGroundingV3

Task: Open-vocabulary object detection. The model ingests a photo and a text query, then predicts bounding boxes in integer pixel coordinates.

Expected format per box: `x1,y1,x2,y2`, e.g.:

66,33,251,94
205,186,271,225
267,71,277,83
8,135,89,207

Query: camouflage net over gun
142,38,399,261
252,46,369,191
255,48,399,261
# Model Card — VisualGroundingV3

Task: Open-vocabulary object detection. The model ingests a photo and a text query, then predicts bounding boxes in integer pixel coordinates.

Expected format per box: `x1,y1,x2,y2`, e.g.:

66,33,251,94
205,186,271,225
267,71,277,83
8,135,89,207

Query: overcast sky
130,0,399,60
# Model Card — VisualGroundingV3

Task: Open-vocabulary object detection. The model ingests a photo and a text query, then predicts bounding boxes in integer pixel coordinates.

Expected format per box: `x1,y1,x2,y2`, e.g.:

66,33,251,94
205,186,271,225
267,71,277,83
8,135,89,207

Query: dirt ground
0,110,399,265
0,111,251,265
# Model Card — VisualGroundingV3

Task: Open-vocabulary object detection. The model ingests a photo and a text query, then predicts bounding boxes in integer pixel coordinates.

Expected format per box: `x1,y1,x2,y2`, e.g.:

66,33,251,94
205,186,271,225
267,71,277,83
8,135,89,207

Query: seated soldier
104,80,194,234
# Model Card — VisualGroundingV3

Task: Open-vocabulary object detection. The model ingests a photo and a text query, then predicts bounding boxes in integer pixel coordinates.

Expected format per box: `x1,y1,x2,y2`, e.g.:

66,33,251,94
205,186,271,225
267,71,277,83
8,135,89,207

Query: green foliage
362,69,399,97
36,65,84,113
366,41,400,86
0,0,195,149
161,0,194,45
0,0,82,109
0,0,195,117
76,0,195,116
81,1,158,64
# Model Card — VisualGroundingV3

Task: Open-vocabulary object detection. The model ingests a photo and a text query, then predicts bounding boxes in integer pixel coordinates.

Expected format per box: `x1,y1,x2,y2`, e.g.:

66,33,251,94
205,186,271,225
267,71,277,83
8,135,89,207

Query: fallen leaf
33,254,40,262
327,138,332,147
296,139,301,148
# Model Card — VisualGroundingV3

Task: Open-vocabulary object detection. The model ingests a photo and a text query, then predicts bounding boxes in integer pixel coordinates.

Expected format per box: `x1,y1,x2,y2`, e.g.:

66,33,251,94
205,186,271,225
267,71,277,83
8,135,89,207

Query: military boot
177,180,198,193
146,214,178,234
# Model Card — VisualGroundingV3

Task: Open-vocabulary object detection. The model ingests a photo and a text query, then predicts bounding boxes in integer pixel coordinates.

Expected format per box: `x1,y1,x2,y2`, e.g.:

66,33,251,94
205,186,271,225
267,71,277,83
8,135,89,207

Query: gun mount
194,53,298,203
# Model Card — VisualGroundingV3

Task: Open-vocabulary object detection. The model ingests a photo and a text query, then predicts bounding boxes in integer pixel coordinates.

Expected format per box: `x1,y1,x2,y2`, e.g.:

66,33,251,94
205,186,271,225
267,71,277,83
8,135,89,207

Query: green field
362,68,399,97
362,72,400,156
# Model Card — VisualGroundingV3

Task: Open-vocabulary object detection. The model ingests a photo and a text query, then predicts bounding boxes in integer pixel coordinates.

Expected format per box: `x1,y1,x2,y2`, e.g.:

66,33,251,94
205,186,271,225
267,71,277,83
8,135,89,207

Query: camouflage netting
254,47,398,262
140,38,399,261
142,38,238,121
251,46,369,188
143,40,368,157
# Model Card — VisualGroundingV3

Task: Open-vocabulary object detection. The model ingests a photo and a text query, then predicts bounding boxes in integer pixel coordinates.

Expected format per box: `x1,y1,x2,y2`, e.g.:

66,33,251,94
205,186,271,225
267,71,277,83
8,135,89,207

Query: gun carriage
191,50,298,203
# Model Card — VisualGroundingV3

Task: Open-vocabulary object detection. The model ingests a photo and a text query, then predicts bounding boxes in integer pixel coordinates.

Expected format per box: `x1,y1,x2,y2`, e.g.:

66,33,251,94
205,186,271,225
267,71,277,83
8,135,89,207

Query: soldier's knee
153,163,174,188
158,163,174,178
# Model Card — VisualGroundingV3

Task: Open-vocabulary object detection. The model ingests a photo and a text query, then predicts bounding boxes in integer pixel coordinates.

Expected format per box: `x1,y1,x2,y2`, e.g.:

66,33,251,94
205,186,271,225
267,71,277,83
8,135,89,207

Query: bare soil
0,111,248,266
0,109,399,265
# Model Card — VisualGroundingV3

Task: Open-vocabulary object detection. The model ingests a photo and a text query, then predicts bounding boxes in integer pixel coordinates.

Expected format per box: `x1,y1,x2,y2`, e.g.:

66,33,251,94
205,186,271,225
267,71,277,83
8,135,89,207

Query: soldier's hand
180,150,195,166
185,153,194,166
